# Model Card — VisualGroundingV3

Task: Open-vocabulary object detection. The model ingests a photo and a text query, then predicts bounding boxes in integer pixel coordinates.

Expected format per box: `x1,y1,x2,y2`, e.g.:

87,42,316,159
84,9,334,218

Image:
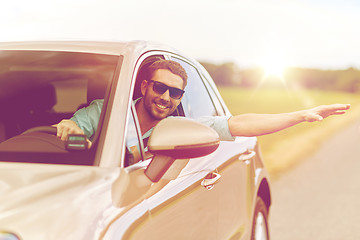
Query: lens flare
261,54,287,80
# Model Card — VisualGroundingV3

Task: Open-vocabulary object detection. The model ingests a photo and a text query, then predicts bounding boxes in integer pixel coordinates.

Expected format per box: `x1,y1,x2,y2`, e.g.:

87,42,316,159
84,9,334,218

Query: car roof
0,40,178,56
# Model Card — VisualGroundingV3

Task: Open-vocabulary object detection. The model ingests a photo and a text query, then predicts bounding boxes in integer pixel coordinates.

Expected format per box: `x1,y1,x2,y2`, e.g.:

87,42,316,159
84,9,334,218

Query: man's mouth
156,103,168,110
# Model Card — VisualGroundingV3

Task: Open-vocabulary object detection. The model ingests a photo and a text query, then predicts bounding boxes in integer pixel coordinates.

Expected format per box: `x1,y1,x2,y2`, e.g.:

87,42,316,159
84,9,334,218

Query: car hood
0,162,122,240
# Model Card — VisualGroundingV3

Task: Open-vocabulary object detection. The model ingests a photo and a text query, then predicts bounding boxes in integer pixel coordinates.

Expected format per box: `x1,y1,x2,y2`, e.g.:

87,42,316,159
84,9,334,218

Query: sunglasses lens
153,82,168,95
169,89,183,99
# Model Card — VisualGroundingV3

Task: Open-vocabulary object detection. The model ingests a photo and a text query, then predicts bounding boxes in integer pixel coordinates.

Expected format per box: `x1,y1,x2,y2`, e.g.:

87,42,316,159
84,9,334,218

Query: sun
262,57,287,79
260,50,288,80
263,61,286,79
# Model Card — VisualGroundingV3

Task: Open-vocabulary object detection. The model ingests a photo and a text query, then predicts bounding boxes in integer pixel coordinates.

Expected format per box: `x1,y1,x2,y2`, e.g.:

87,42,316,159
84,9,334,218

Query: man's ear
140,80,148,96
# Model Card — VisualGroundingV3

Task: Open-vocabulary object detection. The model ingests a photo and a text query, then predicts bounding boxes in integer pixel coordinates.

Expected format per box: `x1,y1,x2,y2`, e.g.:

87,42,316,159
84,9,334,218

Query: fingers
56,120,67,141
337,103,351,110
87,139,92,149
315,115,323,121
303,103,351,123
323,104,351,111
304,113,323,122
332,110,347,115
305,103,350,122
56,119,84,141
314,104,350,119
56,123,64,140
55,119,93,149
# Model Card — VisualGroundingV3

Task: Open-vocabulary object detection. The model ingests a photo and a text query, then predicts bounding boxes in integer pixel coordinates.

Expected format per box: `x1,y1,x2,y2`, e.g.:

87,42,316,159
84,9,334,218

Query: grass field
218,86,360,178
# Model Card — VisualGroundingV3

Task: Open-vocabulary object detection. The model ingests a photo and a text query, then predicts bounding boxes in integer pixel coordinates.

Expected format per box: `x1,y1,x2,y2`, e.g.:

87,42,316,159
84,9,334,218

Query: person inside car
56,59,351,150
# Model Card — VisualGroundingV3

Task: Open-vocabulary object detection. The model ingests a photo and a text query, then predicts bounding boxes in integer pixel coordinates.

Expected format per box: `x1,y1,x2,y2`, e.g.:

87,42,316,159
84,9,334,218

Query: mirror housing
148,117,220,158
0,231,21,240
145,117,220,182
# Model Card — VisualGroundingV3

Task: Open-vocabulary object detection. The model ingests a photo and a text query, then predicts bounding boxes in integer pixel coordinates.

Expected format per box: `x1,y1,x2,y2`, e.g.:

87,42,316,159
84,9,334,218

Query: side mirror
145,117,220,182
0,231,21,240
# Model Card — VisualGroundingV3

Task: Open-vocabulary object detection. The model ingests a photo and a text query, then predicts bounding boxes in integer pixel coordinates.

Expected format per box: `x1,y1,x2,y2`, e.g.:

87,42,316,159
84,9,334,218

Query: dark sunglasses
148,80,185,99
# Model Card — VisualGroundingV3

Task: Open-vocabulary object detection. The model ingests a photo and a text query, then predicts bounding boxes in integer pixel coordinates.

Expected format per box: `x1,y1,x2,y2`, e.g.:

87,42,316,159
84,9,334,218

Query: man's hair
147,59,188,88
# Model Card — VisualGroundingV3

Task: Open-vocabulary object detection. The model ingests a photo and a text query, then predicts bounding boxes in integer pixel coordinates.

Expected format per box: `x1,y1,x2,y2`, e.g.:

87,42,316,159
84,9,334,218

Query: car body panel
103,137,259,239
0,41,271,239
0,162,122,239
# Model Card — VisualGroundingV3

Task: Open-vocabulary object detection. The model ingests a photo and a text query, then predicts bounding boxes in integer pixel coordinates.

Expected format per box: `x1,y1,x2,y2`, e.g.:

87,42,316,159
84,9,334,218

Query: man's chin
153,113,168,120
152,109,172,120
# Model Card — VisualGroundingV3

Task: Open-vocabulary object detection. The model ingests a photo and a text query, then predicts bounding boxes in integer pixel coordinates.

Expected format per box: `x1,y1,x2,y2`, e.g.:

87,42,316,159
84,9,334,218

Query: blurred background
2,0,360,175
2,0,360,68
2,0,360,238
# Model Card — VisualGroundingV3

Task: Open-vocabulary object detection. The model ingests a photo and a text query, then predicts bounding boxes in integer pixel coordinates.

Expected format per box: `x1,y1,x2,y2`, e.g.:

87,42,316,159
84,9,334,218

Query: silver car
0,41,271,240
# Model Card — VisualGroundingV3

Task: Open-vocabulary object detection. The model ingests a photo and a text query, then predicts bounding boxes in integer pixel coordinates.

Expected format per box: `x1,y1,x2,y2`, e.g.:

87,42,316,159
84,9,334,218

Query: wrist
295,110,308,123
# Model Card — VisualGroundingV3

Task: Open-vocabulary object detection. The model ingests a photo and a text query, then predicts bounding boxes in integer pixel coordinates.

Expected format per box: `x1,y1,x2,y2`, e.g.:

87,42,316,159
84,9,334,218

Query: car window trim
121,52,167,168
93,55,124,166
199,72,226,116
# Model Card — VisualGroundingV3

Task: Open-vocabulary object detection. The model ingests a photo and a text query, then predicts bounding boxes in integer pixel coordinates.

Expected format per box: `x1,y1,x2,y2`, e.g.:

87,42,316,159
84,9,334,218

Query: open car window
171,57,218,118
0,50,119,165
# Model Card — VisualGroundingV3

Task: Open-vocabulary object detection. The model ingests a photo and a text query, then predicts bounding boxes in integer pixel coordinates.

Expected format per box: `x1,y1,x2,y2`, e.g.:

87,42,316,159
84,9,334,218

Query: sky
1,0,360,70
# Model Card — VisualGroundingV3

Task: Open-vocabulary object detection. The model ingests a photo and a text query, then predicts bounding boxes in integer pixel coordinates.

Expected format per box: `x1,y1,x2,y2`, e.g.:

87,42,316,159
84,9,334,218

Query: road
269,119,360,240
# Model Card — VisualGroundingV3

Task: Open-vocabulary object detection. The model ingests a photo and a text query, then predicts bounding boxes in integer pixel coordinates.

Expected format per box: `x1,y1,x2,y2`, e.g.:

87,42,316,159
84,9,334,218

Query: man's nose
160,89,171,101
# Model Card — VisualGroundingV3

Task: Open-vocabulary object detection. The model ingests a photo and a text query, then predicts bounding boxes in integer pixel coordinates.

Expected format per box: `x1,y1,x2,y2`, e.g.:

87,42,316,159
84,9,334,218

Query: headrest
22,85,57,111
1,84,57,113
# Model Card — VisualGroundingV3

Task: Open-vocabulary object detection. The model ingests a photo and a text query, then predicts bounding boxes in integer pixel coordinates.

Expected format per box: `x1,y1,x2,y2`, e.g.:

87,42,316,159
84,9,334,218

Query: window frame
121,52,167,168
120,51,229,169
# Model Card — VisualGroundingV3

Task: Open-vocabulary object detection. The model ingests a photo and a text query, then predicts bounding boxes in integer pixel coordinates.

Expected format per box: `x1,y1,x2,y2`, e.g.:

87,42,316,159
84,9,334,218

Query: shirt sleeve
196,115,235,141
70,99,104,140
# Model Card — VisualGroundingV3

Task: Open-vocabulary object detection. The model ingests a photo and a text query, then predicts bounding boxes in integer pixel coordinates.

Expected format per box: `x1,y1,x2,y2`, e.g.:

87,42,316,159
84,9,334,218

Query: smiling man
56,59,350,149
135,61,187,136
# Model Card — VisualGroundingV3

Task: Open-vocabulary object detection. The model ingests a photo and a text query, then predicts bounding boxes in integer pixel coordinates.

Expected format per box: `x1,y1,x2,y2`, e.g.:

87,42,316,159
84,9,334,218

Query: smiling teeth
157,104,167,109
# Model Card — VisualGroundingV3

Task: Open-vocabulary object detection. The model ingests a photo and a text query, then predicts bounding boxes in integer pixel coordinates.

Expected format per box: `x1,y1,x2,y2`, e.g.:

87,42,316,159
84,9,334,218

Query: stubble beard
144,95,173,121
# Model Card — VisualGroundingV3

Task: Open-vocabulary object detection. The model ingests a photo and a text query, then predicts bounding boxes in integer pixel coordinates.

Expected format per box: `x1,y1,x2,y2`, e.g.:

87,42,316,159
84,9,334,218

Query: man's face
142,69,184,120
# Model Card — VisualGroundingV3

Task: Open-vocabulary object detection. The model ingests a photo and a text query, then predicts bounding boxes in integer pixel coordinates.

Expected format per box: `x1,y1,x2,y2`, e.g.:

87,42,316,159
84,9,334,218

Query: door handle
201,172,221,190
238,150,256,164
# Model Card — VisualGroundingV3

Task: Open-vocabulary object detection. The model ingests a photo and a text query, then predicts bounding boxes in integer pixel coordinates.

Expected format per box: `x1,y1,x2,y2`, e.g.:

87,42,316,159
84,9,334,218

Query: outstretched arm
228,104,351,137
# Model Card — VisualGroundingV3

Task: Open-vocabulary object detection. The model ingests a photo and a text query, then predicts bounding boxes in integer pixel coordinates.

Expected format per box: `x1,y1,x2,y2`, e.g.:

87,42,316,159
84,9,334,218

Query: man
56,59,350,147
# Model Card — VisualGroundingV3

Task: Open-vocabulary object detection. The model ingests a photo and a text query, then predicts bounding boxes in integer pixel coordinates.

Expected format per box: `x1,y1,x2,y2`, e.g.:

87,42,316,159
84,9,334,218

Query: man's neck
135,99,160,136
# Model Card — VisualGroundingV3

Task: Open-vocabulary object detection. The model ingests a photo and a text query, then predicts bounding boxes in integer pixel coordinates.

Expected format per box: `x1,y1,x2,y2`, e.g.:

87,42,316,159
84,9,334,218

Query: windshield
0,50,119,165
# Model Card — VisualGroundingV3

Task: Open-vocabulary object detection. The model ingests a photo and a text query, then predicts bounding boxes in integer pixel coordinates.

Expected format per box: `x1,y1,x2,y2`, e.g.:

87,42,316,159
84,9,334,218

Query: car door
170,56,257,239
